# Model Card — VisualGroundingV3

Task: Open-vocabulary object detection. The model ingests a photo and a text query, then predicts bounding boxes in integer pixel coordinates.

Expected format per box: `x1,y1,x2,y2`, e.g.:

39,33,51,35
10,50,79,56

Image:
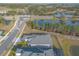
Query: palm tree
45,23,49,31
57,23,64,33
64,25,73,35
30,21,34,29
74,25,79,36
41,22,45,30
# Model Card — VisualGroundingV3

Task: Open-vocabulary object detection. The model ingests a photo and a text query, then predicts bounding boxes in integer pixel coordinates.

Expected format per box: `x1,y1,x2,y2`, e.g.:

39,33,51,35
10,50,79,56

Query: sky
0,0,79,3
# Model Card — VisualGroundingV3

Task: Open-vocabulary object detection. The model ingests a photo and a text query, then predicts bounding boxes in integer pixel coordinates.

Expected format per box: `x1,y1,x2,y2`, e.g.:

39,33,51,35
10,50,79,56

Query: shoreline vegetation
27,19,79,37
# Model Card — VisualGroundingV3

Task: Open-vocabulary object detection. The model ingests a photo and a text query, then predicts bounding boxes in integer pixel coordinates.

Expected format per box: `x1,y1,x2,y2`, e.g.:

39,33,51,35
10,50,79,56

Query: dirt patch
0,21,15,35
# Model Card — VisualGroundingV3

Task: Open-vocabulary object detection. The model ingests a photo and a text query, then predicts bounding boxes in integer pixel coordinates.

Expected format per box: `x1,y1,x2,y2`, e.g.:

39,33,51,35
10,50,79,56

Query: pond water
33,19,79,26
33,19,79,27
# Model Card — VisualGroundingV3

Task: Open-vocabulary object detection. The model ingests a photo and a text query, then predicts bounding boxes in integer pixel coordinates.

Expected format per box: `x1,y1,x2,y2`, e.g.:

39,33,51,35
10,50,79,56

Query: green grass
16,41,28,48
9,50,15,56
9,41,28,56
16,35,19,38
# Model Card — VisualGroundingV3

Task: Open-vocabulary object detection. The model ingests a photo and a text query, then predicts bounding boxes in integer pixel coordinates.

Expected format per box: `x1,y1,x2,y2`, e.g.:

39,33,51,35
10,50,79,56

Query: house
15,47,54,56
21,33,53,48
28,33,53,48
16,49,22,56
16,33,54,56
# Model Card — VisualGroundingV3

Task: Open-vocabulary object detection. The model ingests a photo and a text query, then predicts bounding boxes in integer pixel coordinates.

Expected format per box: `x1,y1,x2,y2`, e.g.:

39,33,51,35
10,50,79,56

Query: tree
9,51,15,56
16,41,28,48
7,10,17,15
74,25,79,35
27,21,34,29
27,5,48,15
64,25,73,34
28,21,34,29
57,23,65,33
0,16,4,23
52,16,57,20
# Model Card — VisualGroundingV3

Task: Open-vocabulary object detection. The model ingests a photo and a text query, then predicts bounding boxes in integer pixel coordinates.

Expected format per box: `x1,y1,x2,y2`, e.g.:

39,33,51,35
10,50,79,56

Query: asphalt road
0,15,30,55
0,29,18,55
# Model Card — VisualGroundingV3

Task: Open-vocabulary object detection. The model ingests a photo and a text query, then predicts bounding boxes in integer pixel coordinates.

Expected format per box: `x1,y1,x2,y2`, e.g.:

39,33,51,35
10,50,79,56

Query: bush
9,50,15,56
16,41,28,48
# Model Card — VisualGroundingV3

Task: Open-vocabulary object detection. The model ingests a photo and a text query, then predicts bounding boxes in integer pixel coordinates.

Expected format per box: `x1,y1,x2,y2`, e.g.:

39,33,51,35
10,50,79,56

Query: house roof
16,47,54,56
16,48,22,53
29,34,52,45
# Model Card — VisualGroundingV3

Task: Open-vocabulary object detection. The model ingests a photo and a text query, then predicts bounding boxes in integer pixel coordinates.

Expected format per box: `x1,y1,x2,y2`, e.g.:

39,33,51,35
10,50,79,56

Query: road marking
0,18,19,43
0,15,30,56
6,23,26,56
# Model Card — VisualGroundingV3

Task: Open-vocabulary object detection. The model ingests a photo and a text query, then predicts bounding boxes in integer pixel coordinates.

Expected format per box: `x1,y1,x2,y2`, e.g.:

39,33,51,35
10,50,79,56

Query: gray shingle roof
29,34,52,46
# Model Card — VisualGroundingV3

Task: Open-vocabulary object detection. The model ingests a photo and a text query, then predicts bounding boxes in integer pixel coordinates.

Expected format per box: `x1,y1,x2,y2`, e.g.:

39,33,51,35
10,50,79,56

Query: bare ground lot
0,21,15,35
23,24,48,34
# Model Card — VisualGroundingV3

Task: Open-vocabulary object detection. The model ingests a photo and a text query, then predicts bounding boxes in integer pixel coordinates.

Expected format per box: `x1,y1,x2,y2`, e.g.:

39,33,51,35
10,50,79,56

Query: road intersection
0,15,30,56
